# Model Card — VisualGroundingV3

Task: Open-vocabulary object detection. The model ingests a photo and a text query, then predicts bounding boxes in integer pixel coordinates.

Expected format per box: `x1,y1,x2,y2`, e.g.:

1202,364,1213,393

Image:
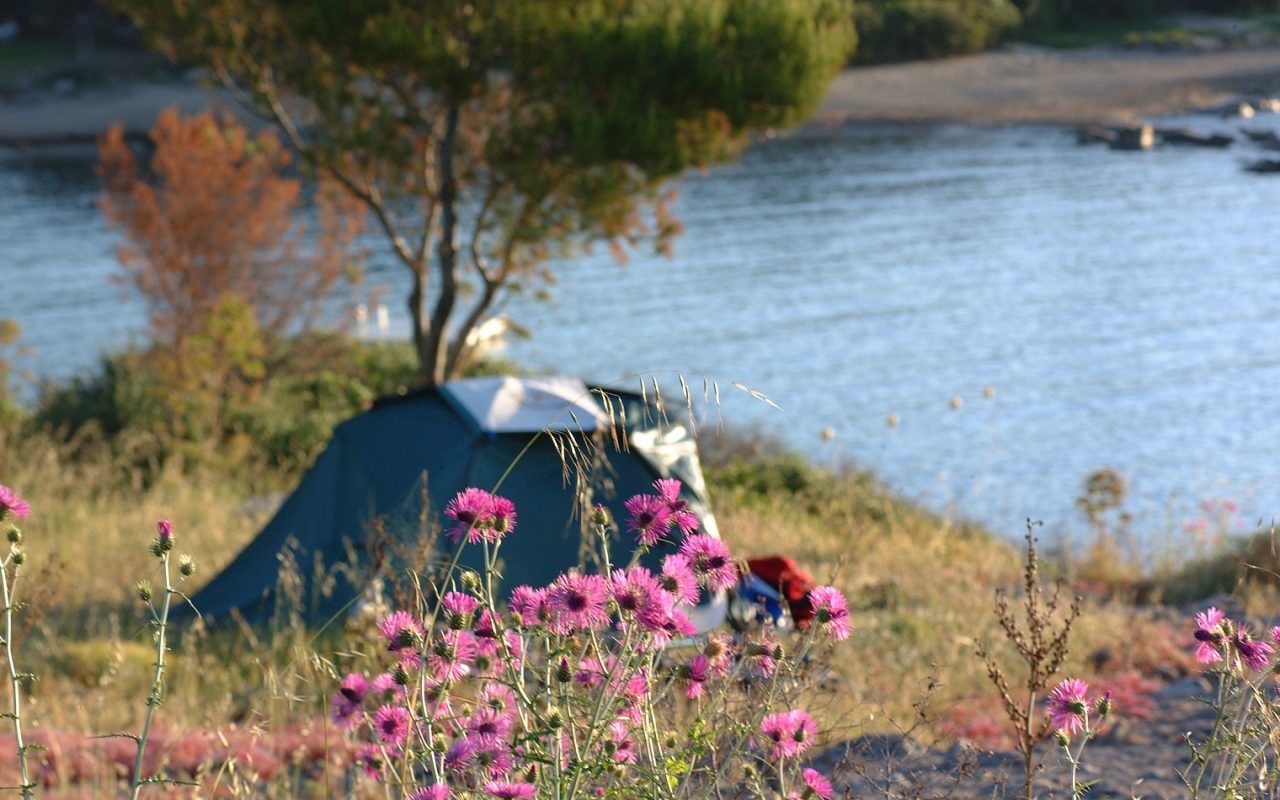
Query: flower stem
130,553,174,800
0,558,33,799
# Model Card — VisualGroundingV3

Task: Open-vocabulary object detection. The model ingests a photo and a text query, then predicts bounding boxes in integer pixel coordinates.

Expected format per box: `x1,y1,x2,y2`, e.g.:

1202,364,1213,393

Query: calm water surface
3,116,1280,542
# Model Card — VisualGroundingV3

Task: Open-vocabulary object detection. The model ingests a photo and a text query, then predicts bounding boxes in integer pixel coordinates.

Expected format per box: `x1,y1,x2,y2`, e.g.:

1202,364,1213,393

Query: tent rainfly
184,376,726,631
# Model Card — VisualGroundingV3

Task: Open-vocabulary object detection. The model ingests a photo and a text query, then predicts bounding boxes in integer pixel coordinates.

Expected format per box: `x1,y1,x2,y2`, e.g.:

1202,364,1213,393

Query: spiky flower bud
546,708,564,730
137,581,153,603
1053,729,1071,747
1095,691,1113,718
555,658,572,683
591,503,611,528
10,547,24,566
178,554,196,577
392,663,411,686
5,526,21,544
460,570,481,592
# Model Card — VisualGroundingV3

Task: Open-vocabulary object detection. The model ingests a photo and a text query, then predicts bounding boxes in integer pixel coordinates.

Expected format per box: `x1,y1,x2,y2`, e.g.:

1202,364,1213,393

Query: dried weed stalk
976,520,1080,800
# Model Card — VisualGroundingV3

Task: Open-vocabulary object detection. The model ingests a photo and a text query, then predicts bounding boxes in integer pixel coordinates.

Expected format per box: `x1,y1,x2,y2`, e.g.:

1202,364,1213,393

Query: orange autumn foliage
97,107,364,351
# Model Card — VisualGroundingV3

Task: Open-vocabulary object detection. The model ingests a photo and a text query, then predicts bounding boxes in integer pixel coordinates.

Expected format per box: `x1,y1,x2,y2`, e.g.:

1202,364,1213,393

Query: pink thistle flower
659,554,700,605
745,633,781,679
508,585,553,627
1235,627,1274,671
445,488,517,544
808,586,852,641
685,653,710,699
428,630,478,684
156,518,173,542
441,591,480,629
339,672,370,704
468,707,514,740
547,571,609,631
760,709,817,759
467,733,515,780
378,610,424,652
444,738,474,772
803,768,834,799
372,671,405,699
330,695,362,730
407,786,451,800
0,486,29,520
610,566,664,621
1194,607,1229,665
654,478,699,534
373,705,412,747
1046,678,1090,737
652,605,697,645
479,684,517,716
355,743,384,779
483,781,536,800
625,494,673,546
679,535,737,591
609,719,638,764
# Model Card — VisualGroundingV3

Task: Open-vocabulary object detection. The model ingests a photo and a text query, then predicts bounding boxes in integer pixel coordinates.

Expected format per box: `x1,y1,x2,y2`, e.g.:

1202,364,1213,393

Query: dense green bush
852,0,1023,64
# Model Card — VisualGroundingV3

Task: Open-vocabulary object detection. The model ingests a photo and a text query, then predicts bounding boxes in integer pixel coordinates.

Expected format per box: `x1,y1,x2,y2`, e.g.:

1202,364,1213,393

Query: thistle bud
555,658,572,683
10,547,24,566
460,570,481,592
137,581,153,603
591,504,611,528
1053,729,1071,747
178,554,196,577
154,519,175,556
546,708,564,730
5,526,21,544
392,663,411,686
1095,691,1113,718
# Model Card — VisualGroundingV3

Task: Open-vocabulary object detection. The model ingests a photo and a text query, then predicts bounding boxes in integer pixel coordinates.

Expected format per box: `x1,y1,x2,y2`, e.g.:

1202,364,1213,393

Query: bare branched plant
976,520,1081,800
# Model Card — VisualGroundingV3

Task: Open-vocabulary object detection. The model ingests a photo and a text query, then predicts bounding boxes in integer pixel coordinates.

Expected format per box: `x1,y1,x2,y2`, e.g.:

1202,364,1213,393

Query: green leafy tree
110,0,856,385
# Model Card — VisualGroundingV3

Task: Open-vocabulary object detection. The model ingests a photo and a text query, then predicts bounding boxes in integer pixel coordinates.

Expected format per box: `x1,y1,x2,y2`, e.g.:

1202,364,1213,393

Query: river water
3,115,1280,544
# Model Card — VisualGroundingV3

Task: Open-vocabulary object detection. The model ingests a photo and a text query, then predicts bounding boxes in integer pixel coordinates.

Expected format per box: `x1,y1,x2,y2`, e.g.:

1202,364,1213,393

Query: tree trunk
419,103,461,387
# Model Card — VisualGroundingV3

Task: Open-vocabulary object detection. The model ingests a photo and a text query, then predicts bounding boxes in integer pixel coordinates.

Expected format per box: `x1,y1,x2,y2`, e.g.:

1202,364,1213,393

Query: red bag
745,555,817,627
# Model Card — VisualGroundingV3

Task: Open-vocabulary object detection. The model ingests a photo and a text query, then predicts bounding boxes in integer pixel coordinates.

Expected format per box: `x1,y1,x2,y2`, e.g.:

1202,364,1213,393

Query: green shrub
852,0,1023,64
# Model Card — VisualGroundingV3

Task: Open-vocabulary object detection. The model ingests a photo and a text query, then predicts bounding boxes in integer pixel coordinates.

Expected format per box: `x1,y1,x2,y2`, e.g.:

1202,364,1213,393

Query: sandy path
816,45,1280,126
4,45,1280,144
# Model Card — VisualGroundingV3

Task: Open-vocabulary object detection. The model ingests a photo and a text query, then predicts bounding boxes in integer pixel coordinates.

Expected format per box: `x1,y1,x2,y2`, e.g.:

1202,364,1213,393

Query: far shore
3,44,1280,146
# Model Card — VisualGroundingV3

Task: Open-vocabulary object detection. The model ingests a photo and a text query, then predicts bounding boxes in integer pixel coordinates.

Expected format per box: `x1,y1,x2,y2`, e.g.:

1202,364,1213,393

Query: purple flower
1235,627,1274,671
406,786,451,800
659,555,700,605
373,704,411,747
338,672,370,704
808,586,852,641
654,478,699,534
378,610,424,652
442,591,480,629
685,653,710,699
624,494,673,546
679,534,737,591
428,630,478,684
509,585,552,627
803,768,834,799
547,571,609,631
609,566,666,629
1194,607,1228,665
1046,678,1089,737
483,781,536,800
760,709,818,759
445,488,517,544
0,486,29,520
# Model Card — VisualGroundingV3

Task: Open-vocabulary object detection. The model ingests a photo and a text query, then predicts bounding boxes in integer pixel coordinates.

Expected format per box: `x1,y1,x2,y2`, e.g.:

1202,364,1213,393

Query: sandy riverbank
4,45,1280,144
815,45,1280,125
